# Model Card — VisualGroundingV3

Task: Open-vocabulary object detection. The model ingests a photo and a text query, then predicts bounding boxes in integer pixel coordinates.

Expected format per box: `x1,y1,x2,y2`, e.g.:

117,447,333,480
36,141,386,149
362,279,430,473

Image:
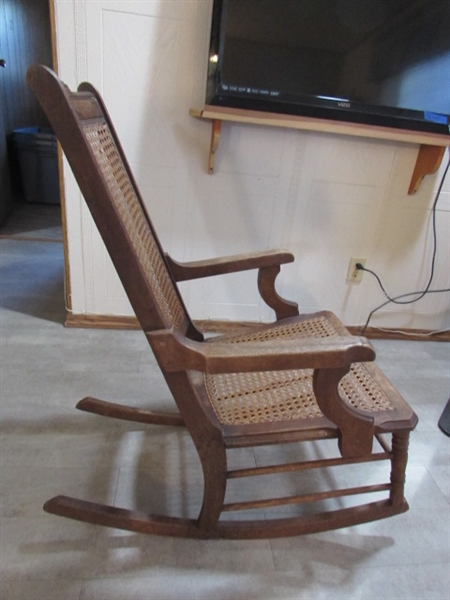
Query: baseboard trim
65,313,140,330
346,325,449,342
64,313,450,341
0,234,63,243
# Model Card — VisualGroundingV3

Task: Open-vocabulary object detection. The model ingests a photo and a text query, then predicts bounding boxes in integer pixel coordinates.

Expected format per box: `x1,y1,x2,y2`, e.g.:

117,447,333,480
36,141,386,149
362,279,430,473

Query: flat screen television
206,0,450,137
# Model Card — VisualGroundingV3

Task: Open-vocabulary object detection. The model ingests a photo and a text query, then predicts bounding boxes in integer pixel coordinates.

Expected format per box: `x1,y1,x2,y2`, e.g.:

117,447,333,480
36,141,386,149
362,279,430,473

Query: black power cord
358,153,450,334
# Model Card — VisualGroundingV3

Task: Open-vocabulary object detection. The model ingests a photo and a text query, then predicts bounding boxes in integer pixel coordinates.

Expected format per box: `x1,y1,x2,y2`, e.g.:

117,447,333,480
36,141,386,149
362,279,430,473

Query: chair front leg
389,430,410,508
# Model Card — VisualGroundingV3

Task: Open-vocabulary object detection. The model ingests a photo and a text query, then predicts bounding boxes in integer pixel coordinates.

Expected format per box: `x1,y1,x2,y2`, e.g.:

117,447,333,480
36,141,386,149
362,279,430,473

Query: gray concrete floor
1,205,449,599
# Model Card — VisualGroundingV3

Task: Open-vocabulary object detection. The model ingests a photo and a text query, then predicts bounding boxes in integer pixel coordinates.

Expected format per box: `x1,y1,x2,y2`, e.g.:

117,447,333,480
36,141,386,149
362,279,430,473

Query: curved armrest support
257,265,299,320
313,368,374,458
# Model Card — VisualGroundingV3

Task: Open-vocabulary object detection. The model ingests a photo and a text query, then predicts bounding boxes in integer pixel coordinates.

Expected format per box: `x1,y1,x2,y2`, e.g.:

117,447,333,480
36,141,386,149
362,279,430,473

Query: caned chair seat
205,316,397,429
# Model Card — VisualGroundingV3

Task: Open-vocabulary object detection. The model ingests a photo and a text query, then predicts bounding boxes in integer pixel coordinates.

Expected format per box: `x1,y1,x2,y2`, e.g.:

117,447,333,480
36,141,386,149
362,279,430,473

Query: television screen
206,0,450,136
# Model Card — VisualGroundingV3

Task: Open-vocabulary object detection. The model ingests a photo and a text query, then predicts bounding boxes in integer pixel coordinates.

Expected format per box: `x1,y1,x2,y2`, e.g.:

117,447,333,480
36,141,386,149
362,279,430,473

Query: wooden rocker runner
27,65,418,539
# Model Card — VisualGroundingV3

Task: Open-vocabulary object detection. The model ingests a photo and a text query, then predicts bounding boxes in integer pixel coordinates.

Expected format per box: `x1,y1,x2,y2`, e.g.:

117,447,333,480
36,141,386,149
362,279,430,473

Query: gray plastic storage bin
13,127,60,204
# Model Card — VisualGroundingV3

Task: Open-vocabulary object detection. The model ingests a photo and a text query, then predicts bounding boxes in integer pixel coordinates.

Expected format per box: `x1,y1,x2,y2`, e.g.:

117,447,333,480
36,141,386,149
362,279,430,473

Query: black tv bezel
205,0,450,138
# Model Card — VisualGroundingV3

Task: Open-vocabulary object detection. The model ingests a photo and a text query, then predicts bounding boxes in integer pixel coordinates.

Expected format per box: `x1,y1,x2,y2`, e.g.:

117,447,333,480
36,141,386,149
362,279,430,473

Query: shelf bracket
208,119,222,174
408,144,446,195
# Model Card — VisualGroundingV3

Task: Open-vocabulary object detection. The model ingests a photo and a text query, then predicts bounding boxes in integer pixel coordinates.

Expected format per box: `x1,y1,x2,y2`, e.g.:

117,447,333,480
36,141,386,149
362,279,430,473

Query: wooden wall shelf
190,106,449,194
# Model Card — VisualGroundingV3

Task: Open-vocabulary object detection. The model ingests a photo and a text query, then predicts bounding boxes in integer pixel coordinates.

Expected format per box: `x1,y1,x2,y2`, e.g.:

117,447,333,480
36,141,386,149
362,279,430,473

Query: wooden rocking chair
27,65,418,539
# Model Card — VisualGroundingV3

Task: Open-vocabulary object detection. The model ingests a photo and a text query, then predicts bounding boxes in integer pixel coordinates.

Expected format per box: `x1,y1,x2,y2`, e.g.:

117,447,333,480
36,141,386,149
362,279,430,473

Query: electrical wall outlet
346,257,366,282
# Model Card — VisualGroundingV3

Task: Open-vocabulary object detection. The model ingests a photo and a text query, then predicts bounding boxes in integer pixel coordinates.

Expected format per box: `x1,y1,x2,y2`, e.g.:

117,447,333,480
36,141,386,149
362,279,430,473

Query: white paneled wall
54,0,450,331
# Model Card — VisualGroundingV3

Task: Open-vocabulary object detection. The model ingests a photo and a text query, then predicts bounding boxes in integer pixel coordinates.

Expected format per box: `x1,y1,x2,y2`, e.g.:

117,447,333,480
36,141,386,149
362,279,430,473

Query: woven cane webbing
205,369,322,424
83,121,185,329
223,316,340,343
204,316,395,426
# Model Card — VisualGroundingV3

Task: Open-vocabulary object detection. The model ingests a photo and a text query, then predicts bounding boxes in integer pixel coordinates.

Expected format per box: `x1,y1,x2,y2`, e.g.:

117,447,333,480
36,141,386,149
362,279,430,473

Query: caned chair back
29,66,199,337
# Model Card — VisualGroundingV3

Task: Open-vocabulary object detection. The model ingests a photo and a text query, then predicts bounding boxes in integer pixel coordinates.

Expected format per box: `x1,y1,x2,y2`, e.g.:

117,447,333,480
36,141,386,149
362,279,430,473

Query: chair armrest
165,250,299,320
147,329,375,374
165,249,294,281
